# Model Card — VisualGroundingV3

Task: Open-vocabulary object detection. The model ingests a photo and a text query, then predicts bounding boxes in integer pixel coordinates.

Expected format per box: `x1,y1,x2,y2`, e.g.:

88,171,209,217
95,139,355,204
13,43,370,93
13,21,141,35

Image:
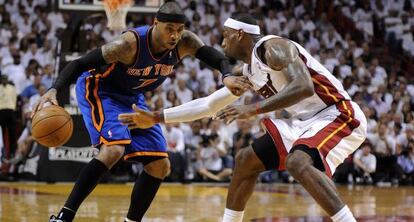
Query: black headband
156,12,186,23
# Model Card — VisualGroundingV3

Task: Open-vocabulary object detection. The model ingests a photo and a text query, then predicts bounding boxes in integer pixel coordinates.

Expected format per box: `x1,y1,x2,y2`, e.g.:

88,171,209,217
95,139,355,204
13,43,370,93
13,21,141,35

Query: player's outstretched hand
118,104,158,129
214,105,255,124
223,76,252,96
31,88,58,118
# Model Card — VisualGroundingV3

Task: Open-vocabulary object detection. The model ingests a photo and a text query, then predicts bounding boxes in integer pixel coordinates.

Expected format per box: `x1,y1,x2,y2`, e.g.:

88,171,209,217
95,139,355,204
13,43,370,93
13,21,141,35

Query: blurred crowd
0,0,413,185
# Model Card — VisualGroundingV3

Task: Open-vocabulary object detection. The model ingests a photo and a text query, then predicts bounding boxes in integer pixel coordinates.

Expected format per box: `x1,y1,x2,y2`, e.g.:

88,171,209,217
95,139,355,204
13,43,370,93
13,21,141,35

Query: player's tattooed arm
34,32,138,115
176,30,204,59
101,31,138,65
215,39,314,122
253,39,314,114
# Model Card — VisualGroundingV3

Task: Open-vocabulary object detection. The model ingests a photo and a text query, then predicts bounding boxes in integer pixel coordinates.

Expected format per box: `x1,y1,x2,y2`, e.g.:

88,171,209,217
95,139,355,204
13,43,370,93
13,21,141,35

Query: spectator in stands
196,134,232,182
22,42,43,67
353,140,376,184
164,89,181,109
20,74,42,101
397,139,414,184
186,68,201,94
0,75,17,172
232,120,253,157
2,55,26,94
41,64,54,89
163,123,186,182
368,123,400,184
175,78,193,104
5,84,46,166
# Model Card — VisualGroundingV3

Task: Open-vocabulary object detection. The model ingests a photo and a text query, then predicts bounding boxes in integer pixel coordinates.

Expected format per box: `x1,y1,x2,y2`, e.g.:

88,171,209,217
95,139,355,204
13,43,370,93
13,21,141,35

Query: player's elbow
304,87,314,97
299,84,314,98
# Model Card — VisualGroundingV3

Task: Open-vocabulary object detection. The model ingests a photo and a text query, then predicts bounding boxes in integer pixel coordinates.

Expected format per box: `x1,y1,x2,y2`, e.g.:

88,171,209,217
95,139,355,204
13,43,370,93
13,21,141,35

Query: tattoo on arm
177,30,204,59
255,39,314,114
101,31,137,65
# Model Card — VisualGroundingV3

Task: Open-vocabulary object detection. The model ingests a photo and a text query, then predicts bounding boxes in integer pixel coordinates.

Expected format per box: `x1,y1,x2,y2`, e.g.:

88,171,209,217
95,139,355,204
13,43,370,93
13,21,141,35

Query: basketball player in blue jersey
32,2,251,222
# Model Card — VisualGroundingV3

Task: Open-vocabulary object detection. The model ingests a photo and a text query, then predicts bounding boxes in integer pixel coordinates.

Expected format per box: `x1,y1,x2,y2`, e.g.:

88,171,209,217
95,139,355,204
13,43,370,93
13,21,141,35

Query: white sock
331,205,356,222
124,218,136,222
222,208,244,222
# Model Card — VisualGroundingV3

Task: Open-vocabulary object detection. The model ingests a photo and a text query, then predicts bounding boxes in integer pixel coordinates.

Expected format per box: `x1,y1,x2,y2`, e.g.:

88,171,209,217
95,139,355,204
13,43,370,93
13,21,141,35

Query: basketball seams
32,114,71,129
34,118,73,139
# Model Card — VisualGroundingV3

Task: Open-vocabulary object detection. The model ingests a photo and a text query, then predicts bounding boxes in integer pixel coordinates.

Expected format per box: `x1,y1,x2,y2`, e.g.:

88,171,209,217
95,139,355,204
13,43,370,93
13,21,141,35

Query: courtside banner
48,146,98,163
37,115,101,182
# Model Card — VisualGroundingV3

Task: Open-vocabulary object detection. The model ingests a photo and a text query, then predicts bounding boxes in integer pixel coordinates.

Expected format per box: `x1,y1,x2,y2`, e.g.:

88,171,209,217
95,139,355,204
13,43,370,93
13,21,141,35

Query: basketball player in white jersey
118,13,367,222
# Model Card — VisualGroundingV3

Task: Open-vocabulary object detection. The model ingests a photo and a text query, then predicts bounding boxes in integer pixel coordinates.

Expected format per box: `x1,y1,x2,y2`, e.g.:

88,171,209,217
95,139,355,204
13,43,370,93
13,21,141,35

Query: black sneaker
49,215,66,222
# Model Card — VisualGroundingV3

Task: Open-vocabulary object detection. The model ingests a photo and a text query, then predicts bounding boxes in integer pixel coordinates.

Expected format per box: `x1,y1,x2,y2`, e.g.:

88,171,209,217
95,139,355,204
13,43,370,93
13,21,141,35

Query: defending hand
118,104,160,129
214,105,255,124
223,76,252,96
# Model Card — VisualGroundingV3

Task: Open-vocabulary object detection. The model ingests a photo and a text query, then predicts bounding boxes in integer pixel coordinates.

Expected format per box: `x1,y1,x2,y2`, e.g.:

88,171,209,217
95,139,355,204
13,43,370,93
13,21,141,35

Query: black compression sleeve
195,46,232,80
51,48,107,91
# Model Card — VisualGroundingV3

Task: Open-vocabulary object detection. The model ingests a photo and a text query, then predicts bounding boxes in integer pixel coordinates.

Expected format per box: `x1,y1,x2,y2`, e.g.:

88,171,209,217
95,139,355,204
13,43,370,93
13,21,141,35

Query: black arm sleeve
195,46,232,80
51,48,107,92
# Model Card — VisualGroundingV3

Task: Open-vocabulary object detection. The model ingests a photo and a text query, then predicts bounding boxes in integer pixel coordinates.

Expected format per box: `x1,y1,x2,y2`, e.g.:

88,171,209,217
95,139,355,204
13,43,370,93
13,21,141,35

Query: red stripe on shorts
262,118,289,170
293,101,360,177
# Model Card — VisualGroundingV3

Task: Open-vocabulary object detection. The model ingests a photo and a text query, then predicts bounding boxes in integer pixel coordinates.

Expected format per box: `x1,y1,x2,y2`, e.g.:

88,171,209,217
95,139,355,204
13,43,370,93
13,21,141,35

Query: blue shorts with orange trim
76,72,167,162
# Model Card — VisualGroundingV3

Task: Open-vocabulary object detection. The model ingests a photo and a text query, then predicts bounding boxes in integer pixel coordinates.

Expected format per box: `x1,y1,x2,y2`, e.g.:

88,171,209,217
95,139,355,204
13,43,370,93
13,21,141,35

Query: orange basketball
31,105,73,148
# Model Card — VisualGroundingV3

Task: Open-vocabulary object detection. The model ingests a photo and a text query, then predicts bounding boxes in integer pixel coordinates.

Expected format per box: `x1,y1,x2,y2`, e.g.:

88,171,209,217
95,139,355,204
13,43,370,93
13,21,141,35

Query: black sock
57,158,108,221
126,171,163,221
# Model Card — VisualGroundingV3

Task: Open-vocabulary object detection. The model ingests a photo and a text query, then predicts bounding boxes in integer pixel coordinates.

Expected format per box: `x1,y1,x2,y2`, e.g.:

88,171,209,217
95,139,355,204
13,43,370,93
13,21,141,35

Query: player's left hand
118,104,158,129
214,105,255,124
223,76,252,96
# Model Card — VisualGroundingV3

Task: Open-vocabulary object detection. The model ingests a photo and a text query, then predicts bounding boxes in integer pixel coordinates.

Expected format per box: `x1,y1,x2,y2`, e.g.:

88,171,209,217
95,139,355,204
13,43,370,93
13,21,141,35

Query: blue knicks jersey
97,25,179,97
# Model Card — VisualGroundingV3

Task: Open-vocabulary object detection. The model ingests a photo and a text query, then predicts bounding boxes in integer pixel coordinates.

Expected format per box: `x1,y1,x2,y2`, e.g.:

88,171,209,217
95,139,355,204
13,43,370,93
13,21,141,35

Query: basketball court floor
1,182,414,222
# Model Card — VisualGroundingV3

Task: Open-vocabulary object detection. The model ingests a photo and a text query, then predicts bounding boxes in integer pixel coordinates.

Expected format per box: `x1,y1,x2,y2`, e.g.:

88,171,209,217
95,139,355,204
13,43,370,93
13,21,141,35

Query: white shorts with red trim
261,100,367,177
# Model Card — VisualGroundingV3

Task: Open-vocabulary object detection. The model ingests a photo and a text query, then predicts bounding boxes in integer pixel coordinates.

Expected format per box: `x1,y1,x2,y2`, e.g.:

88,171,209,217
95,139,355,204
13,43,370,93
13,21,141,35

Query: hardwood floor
1,182,414,221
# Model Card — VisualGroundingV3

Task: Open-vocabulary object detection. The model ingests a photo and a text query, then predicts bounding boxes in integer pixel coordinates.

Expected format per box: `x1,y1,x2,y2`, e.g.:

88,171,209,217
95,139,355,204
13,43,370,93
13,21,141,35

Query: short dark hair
158,1,184,15
230,13,258,26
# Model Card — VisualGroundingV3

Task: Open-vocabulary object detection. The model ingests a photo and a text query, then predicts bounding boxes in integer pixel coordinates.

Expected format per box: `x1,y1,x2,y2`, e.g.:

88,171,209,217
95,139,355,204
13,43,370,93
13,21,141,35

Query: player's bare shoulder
263,38,299,71
101,31,137,65
177,30,204,58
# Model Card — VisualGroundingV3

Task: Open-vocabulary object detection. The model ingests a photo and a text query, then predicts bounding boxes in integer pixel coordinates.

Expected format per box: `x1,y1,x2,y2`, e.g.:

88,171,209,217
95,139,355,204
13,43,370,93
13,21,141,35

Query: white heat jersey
242,35,351,120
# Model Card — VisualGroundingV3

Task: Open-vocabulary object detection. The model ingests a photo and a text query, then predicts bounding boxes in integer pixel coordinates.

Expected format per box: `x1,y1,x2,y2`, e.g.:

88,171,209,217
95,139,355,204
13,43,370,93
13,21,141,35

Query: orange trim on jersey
96,63,116,78
99,136,131,146
85,64,116,132
93,77,104,131
124,151,168,160
85,77,100,131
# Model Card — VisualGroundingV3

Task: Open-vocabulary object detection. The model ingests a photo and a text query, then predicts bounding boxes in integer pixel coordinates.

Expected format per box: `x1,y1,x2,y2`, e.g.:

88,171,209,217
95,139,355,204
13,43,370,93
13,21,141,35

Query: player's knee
286,150,311,177
97,145,125,168
235,147,259,174
235,149,248,168
144,158,171,179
